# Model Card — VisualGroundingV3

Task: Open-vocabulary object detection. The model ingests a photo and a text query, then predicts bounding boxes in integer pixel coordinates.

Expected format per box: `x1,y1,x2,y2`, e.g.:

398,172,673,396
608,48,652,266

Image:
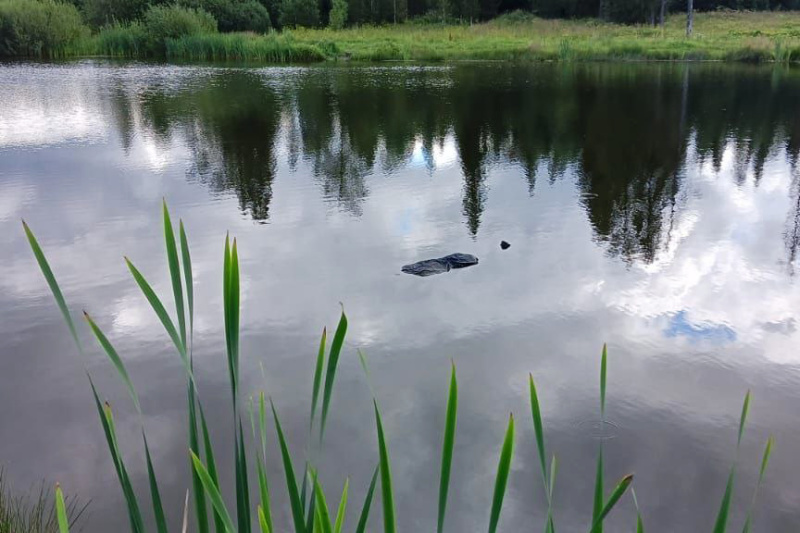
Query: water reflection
2,62,800,532
72,64,800,264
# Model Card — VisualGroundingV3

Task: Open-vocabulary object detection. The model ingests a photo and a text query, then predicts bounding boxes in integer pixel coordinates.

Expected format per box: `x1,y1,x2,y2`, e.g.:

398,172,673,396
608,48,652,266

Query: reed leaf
438,361,458,533
300,464,309,514
55,484,69,533
589,474,633,533
179,220,193,346
632,489,644,533
355,467,379,533
600,344,607,418
374,400,396,533
223,236,241,406
738,391,751,448
22,221,83,354
249,398,273,533
314,477,333,533
88,379,144,533
199,403,225,533
190,383,210,533
546,455,557,533
592,447,604,533
258,506,271,533
304,471,317,533
125,257,194,385
742,436,774,533
333,479,349,533
714,391,752,533
310,327,327,430
190,451,236,533
320,311,348,441
84,311,141,414
488,413,515,533
530,373,555,533
713,470,735,533
143,434,168,533
236,420,251,533
271,400,307,533
163,200,187,349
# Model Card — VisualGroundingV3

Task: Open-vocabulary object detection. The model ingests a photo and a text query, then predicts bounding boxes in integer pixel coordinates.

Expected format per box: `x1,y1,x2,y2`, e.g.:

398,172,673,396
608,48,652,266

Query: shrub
279,0,319,28
0,0,87,57
180,0,271,33
328,0,347,29
143,3,217,54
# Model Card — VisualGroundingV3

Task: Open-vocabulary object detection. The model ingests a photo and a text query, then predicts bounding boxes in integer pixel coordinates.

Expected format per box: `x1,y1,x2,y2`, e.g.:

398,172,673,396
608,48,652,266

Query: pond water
1,60,800,531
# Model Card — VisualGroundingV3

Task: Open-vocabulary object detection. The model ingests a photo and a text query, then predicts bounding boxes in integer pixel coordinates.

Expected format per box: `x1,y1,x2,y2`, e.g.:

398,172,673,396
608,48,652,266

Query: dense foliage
0,0,86,57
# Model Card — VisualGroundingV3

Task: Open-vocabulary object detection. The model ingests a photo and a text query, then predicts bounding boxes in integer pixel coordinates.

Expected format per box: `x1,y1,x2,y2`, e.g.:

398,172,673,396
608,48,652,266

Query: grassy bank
73,10,800,62
289,10,800,61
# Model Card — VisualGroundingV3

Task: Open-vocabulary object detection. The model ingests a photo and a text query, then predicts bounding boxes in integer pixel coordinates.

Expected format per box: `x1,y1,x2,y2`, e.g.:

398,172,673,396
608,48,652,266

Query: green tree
328,0,346,27
279,0,319,26
179,0,271,32
82,0,147,27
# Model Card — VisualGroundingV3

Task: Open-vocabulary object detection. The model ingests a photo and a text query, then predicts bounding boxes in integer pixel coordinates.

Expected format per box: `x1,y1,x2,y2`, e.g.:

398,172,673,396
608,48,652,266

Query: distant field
285,11,800,62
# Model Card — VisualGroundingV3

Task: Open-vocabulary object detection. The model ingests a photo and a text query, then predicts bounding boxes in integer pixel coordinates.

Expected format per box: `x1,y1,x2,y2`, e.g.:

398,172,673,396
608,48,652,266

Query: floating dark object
500,240,511,250
401,253,479,277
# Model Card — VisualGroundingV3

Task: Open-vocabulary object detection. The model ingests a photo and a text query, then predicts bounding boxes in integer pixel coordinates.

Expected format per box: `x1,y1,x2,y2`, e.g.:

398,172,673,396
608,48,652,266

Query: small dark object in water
401,253,479,277
500,240,510,250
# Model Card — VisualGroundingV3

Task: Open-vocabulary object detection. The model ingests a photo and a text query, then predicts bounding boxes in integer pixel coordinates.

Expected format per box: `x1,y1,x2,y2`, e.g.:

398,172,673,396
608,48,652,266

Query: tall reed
21,204,774,533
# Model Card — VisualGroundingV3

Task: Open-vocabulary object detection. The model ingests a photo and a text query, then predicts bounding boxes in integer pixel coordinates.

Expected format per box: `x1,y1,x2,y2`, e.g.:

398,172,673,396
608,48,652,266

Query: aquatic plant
22,204,773,532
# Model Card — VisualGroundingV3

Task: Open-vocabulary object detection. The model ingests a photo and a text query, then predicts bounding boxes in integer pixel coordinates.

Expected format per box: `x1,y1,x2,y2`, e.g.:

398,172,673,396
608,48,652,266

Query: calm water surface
1,61,800,531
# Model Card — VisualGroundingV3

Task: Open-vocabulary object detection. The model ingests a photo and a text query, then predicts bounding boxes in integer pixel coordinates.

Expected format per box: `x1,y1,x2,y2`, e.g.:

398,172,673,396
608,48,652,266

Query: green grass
22,204,776,532
286,11,800,62
7,10,800,62
0,471,85,533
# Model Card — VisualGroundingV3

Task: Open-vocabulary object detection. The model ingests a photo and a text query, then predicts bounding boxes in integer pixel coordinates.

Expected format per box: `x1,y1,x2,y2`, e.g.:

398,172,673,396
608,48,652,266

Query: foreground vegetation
0,471,84,533
21,203,775,532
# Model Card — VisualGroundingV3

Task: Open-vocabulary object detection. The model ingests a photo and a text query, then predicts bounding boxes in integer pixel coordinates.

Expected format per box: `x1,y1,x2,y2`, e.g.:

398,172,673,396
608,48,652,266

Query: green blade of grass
179,220,193,346
589,474,633,533
310,327,327,431
125,257,194,385
355,467,379,533
713,469,735,533
592,447,604,533
163,200,187,350
600,344,607,418
83,311,141,414
143,433,168,533
190,451,237,533
374,400,396,533
190,384,211,533
333,478,349,533
632,489,644,533
22,221,83,354
488,413,515,533
320,311,348,442
738,391,751,448
546,455,557,533
87,376,144,533
236,420,251,533
300,464,309,514
199,403,225,533
55,484,69,533
437,361,458,533
304,471,317,533
271,400,307,533
223,236,241,408
743,436,774,533
314,477,333,533
530,372,554,533
258,506,271,533
256,393,273,533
